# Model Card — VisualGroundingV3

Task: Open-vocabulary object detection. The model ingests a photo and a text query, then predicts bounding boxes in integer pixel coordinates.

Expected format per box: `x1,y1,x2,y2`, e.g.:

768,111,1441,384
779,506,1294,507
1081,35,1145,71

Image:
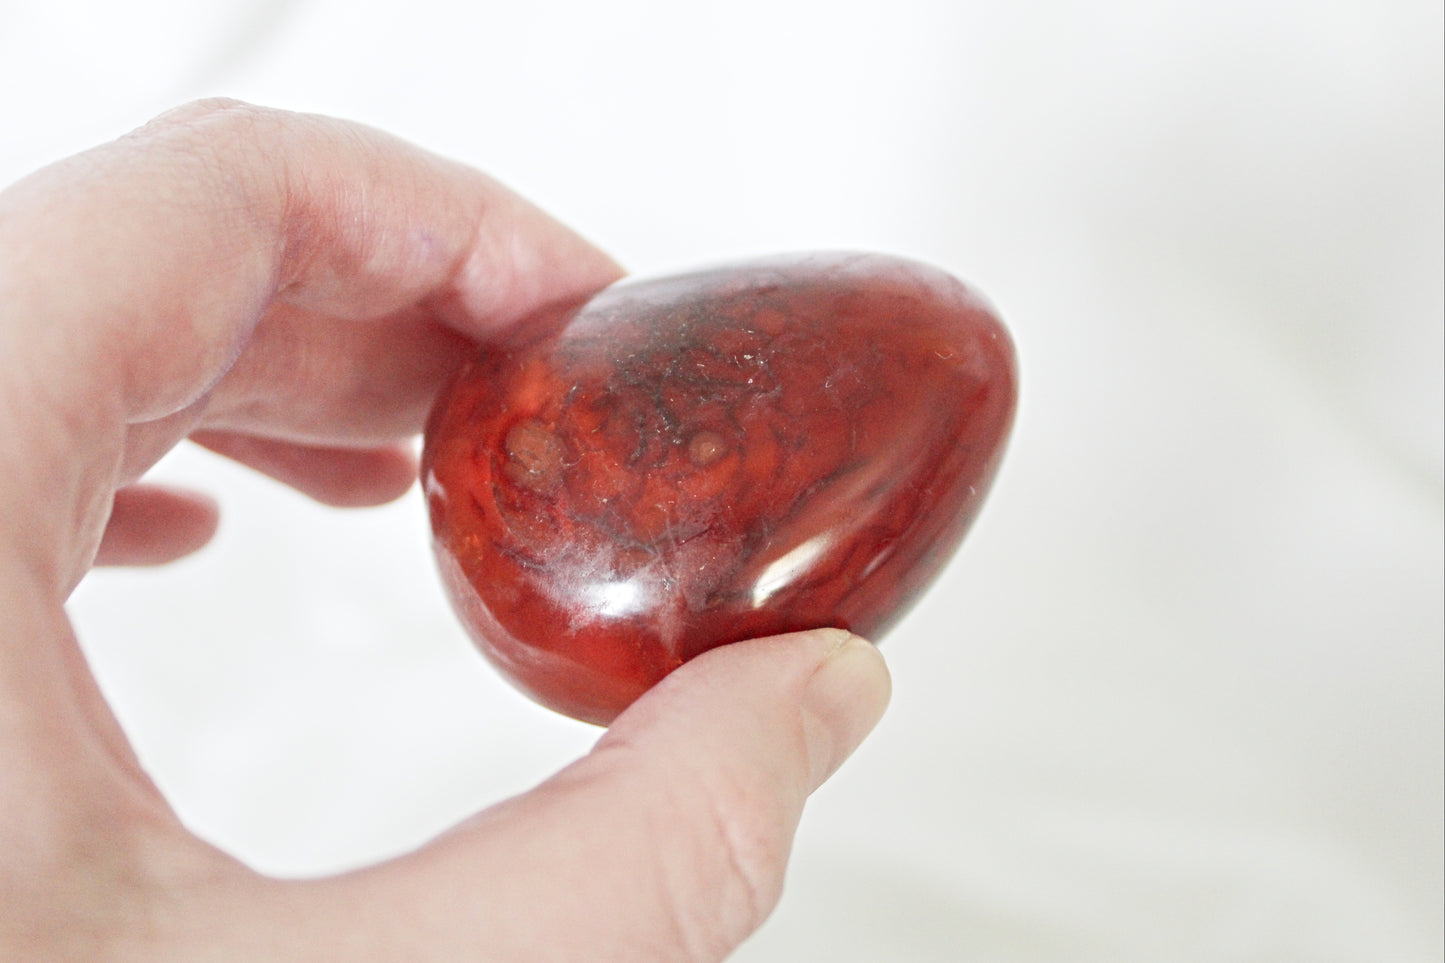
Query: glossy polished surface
423,253,1017,724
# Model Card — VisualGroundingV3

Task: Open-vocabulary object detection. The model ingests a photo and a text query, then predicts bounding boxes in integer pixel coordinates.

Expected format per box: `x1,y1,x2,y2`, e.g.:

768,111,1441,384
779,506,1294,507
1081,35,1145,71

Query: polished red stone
422,253,1017,724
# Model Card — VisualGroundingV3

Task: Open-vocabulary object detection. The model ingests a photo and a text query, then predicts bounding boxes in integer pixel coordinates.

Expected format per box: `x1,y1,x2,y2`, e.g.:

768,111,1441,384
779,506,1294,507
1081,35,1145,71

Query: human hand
0,100,890,961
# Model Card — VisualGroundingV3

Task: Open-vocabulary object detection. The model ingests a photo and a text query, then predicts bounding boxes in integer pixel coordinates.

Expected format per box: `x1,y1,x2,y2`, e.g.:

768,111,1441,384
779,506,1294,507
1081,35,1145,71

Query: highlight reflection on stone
422,252,1018,725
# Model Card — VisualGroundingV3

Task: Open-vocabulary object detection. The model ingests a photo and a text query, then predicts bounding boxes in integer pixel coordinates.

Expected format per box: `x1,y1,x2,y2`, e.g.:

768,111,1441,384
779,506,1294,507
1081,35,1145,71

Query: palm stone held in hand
423,252,1017,724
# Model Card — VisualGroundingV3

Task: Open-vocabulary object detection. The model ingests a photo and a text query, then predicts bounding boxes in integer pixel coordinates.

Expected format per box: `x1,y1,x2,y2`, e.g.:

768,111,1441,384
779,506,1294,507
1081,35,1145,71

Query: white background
2,1,1441,959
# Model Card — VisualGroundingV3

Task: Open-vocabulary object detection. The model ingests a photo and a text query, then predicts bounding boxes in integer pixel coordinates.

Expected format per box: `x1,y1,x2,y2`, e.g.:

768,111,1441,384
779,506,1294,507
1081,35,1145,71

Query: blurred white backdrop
3,0,1441,959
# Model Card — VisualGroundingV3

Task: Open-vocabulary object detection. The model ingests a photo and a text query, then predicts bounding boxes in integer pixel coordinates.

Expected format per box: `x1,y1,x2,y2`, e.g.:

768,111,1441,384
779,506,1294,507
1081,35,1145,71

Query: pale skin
0,100,891,961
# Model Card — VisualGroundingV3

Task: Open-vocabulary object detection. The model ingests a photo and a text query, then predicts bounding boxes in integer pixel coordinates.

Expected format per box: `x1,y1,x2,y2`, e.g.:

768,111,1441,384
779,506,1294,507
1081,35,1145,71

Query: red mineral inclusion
422,253,1017,725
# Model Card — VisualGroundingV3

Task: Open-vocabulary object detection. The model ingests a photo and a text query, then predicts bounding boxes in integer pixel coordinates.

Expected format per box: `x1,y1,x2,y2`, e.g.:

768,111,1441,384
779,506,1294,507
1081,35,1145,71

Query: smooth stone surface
422,252,1017,724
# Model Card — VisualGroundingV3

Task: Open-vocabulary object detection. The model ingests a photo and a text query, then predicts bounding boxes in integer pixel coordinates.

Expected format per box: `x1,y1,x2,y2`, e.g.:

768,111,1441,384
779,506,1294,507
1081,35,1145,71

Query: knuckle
143,97,262,132
704,772,792,924
134,97,277,181
653,765,794,961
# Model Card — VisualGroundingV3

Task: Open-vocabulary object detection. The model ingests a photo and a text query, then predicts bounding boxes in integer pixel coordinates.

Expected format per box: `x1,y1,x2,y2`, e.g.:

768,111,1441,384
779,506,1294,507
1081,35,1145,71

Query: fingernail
800,630,891,791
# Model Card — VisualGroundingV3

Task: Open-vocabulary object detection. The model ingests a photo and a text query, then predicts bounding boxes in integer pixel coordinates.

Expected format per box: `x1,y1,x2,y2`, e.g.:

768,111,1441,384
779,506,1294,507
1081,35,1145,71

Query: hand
0,100,891,962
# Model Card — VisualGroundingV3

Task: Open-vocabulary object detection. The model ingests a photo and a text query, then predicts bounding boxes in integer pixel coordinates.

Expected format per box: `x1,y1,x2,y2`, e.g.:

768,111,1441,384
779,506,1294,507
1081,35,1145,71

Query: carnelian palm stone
422,252,1017,725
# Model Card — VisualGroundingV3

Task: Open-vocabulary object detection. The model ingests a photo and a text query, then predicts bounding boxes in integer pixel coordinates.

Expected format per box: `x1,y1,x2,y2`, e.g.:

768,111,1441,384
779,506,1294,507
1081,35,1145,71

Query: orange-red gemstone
422,253,1017,724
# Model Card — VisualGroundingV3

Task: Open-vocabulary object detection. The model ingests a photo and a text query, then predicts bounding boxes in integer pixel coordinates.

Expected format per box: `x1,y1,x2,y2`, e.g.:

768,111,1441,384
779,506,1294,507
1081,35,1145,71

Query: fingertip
604,628,890,773
95,484,221,566
613,628,891,793
432,180,626,339
567,628,889,951
796,630,891,790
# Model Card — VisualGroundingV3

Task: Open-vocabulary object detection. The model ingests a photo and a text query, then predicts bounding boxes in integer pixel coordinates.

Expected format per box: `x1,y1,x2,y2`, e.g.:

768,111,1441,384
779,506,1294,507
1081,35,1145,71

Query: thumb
300,629,890,963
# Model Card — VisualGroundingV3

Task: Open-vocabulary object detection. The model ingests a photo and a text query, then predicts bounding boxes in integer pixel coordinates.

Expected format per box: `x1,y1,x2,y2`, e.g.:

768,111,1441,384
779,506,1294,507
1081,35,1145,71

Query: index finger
0,99,621,594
